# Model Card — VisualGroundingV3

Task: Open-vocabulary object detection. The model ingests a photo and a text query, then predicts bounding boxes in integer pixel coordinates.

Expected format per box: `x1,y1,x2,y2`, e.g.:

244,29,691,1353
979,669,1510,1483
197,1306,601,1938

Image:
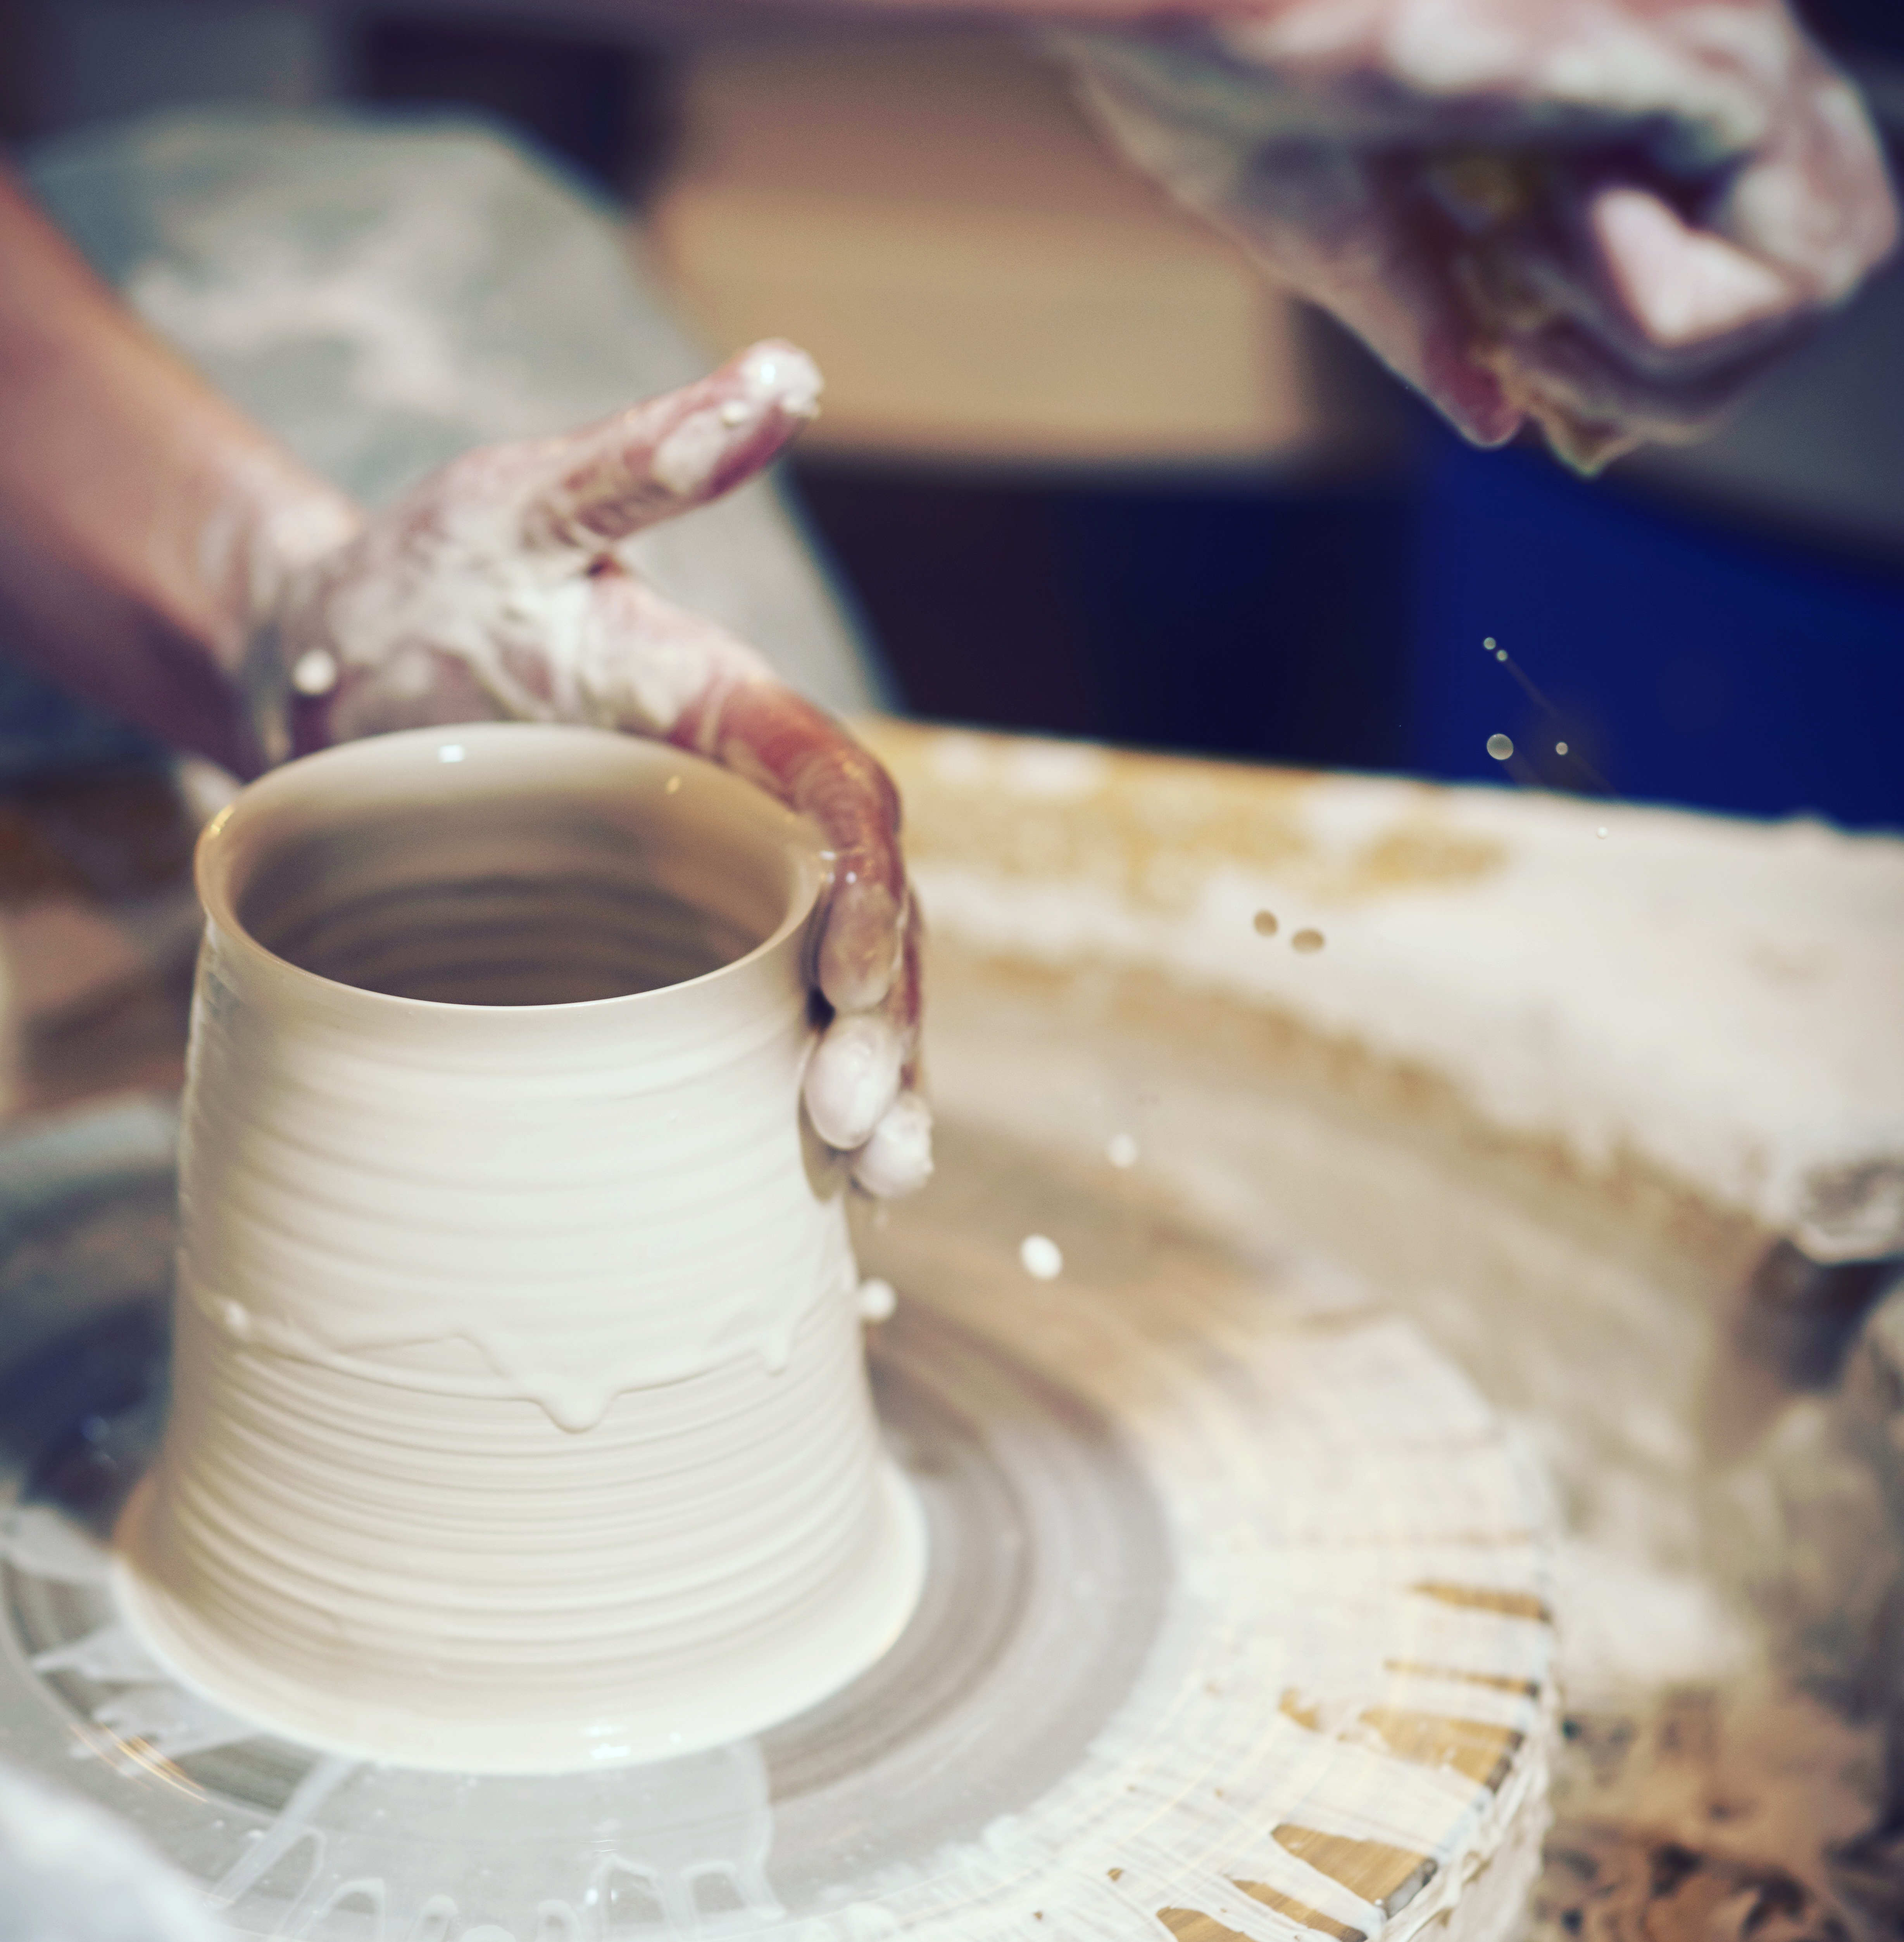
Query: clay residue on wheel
859,718,1507,918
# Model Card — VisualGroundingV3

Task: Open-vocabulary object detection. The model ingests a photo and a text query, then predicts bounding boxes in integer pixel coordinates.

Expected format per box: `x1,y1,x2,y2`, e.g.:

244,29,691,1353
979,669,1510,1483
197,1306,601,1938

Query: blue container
1407,431,1904,830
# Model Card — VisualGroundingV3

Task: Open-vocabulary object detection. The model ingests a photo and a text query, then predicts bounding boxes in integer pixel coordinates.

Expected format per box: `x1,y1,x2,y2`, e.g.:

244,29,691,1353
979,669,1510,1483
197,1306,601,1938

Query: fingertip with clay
529,339,826,553
851,1091,935,1199
850,900,930,1195
805,1011,905,1153
732,339,823,423
657,337,823,501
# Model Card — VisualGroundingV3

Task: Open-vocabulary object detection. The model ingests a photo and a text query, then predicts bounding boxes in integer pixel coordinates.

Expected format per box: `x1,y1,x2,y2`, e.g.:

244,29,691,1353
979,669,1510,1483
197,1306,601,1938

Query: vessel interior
235,783,781,1005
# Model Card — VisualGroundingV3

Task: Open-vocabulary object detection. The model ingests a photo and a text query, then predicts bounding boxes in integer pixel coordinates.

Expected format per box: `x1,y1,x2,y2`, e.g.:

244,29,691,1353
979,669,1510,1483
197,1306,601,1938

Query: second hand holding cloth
1058,0,1898,468
249,340,930,1199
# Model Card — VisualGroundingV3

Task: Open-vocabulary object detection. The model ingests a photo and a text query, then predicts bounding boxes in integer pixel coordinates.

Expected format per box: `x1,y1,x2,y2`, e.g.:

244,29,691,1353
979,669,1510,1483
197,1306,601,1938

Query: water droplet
1253,909,1278,937
1487,733,1514,761
1291,928,1325,954
1106,1133,1139,1169
857,1277,897,1323
290,647,339,697
1555,741,1569,756
1020,1234,1064,1280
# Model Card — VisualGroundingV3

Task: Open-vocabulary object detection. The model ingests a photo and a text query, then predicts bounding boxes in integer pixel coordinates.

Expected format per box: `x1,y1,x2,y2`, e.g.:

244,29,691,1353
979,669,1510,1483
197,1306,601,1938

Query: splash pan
0,1103,1554,1942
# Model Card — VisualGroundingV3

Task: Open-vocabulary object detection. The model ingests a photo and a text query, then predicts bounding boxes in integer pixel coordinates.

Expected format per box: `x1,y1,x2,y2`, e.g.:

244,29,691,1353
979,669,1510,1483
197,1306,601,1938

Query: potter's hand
1060,0,1897,468
257,341,930,1198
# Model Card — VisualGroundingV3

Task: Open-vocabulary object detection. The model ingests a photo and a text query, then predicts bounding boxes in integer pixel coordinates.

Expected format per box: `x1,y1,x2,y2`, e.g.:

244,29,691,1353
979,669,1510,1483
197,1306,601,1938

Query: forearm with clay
0,171,926,1193
0,172,359,773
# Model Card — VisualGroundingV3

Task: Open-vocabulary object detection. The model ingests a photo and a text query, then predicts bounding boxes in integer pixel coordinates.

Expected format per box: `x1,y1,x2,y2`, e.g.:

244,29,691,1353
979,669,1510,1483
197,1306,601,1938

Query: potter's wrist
230,485,364,769
243,489,364,626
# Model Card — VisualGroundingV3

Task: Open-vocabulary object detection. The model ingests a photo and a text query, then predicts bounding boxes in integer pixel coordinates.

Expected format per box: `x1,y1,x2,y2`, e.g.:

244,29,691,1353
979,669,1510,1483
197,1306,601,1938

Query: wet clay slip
114,724,924,1772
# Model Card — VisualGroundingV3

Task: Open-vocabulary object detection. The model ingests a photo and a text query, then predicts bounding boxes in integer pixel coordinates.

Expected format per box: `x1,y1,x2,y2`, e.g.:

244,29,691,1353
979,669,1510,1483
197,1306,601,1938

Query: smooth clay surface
114,724,923,1772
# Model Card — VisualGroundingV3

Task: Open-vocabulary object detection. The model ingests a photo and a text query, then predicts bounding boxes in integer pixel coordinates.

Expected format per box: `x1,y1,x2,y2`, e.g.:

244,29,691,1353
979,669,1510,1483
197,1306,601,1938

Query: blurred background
0,0,1899,828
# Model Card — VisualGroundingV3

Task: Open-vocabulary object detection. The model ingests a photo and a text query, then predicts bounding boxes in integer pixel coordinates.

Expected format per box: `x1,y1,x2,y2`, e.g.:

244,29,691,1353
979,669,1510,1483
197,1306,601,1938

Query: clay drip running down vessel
114,724,924,1773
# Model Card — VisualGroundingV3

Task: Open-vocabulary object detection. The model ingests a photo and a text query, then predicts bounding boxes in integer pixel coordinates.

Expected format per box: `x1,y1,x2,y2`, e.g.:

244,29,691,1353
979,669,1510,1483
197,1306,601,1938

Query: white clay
805,1011,904,1151
114,723,923,1772
1019,1235,1064,1281
852,1091,935,1199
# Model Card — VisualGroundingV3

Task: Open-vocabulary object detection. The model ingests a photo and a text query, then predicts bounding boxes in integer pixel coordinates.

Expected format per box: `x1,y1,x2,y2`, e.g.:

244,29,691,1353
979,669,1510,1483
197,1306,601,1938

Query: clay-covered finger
803,888,918,1160
851,1091,934,1199
524,340,822,555
804,1012,904,1152
671,679,907,1013
820,876,905,1016
596,594,909,1015
849,926,930,1195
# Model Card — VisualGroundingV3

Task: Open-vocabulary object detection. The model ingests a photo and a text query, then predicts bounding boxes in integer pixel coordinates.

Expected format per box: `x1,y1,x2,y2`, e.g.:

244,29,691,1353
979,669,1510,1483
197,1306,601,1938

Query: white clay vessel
115,723,923,1772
